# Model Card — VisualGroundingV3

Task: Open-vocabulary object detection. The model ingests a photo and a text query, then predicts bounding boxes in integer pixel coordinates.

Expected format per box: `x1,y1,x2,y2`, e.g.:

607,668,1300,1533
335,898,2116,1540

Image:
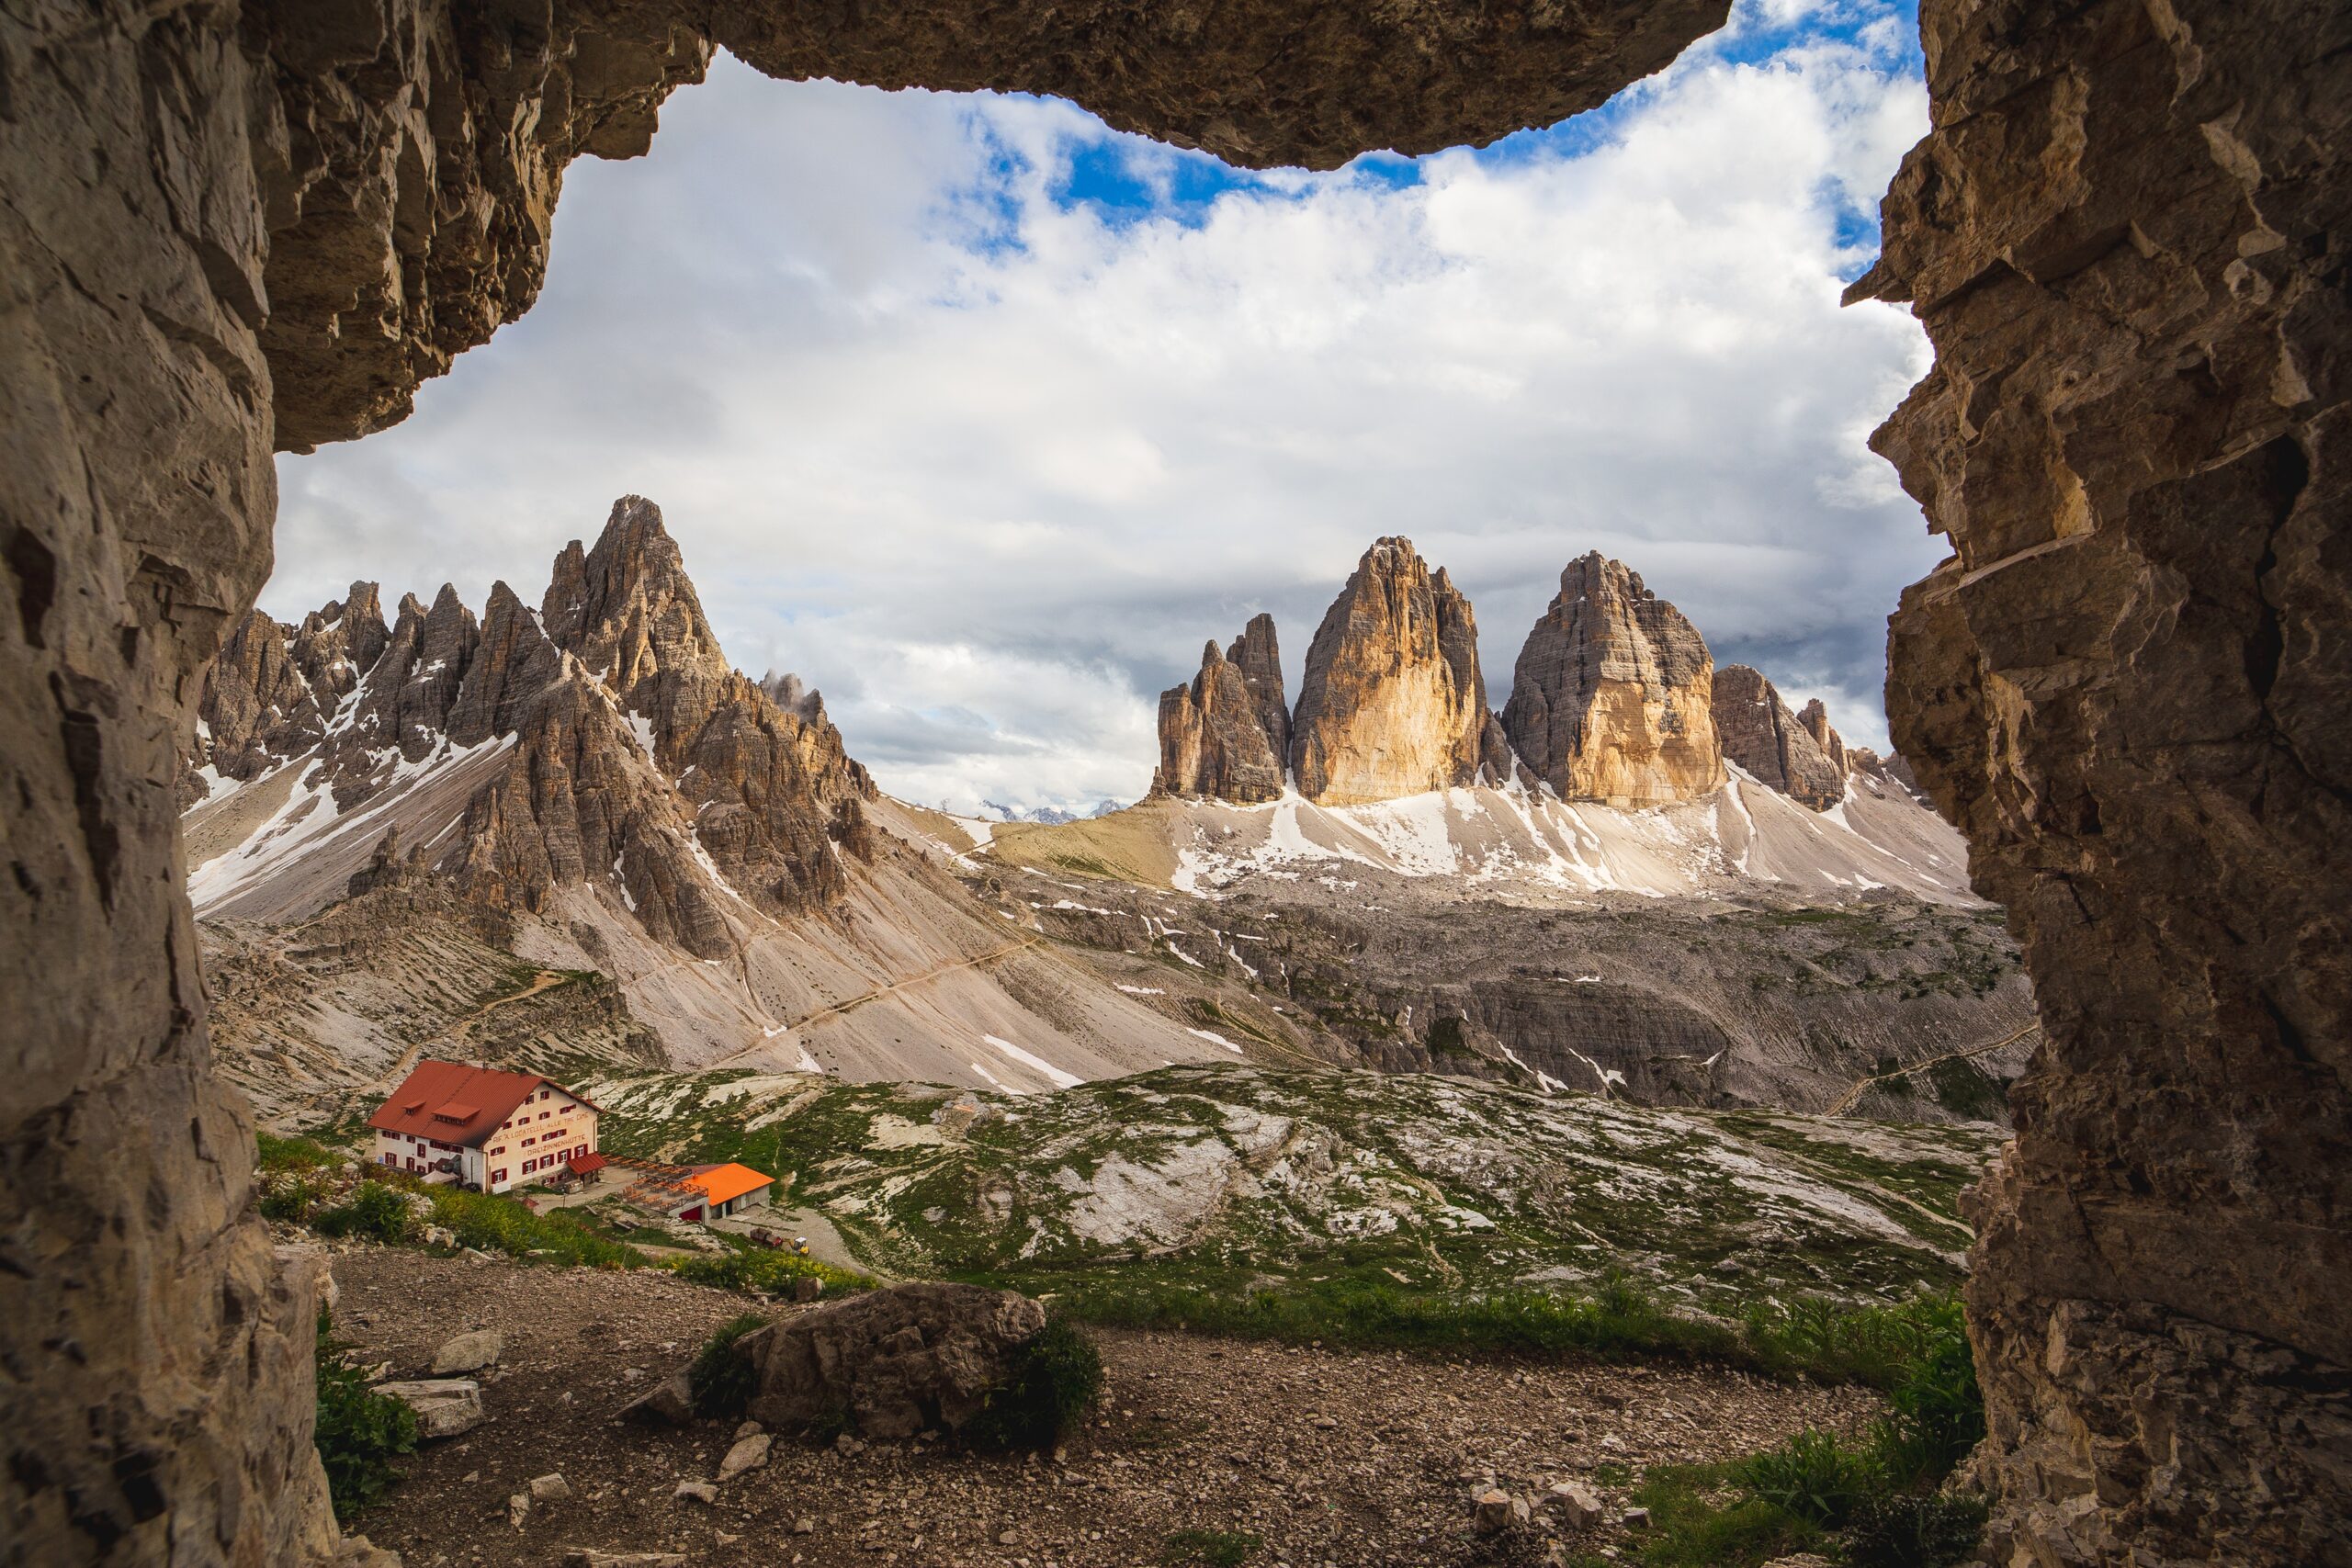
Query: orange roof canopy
687,1163,775,1206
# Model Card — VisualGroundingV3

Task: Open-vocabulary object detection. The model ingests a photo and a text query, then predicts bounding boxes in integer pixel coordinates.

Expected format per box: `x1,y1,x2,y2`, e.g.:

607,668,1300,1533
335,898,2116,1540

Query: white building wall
373,1128,465,1179
478,1084,598,1193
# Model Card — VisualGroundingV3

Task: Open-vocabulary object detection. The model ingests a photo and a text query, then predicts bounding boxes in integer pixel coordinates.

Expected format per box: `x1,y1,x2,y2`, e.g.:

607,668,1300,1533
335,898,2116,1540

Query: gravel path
331,1247,1875,1567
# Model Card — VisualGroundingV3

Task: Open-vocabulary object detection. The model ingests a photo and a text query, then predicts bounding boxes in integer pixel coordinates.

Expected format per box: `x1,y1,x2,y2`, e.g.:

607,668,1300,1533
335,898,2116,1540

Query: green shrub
420,1185,642,1269
1843,1491,1988,1568
665,1246,870,1298
1733,1428,1873,1529
257,1131,338,1172
312,1182,417,1245
687,1313,770,1419
964,1317,1104,1451
259,1171,331,1224
1632,1292,1988,1568
313,1310,417,1523
1877,1293,1984,1483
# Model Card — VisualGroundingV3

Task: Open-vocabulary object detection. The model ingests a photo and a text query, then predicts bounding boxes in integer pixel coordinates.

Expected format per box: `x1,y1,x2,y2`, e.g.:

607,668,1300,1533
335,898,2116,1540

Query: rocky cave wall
1857,1,2349,1562
2,0,2340,1562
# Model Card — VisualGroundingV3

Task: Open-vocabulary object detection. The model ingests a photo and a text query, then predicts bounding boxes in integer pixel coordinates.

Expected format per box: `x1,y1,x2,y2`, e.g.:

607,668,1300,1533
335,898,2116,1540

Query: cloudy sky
270,0,1939,817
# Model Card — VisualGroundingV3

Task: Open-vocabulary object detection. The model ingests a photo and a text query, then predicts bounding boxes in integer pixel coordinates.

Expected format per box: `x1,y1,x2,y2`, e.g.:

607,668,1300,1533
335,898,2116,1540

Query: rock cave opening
1,2,2341,1565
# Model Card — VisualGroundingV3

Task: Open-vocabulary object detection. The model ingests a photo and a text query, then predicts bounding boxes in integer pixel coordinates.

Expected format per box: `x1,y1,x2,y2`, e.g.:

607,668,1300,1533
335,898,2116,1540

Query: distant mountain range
179,497,2021,1128
967,798,1125,827
1152,536,1918,818
1105,536,1969,906
180,497,1231,1112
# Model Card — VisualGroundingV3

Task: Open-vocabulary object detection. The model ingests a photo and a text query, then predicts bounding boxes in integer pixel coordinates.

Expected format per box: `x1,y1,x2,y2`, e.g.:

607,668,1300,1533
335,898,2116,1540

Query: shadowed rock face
1228,613,1292,770
6,6,1735,1552
1712,664,1847,811
1154,632,1286,804
1854,1,2352,1560
4,0,2341,1562
1794,699,1849,777
1289,539,1494,805
254,0,1729,454
183,498,873,950
1502,553,1724,806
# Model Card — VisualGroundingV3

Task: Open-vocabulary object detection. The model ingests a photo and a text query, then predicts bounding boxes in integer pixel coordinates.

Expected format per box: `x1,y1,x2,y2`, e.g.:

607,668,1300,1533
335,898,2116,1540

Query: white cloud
269,10,1936,811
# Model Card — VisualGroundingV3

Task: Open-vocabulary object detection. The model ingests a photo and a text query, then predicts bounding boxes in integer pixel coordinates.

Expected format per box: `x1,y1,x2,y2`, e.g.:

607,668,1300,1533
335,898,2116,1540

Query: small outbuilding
614,1158,777,1223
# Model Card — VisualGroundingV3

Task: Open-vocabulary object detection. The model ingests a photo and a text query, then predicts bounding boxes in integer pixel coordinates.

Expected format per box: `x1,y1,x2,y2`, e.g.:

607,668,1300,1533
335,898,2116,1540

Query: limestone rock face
1711,666,1847,811
186,498,876,951
1502,555,1724,806
1154,632,1286,804
461,503,873,943
1794,700,1849,777
1290,540,1495,805
1228,614,1292,769
187,584,391,800
1858,1,2352,1560
24,0,2342,1562
253,0,1725,452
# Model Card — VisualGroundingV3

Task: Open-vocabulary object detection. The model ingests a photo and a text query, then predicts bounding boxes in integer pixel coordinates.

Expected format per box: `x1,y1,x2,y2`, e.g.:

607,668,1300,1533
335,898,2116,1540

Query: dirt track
329,1246,1876,1567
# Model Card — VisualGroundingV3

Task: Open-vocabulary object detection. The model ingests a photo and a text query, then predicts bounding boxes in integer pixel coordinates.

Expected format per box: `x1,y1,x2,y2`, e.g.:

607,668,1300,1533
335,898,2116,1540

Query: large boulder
737,1282,1047,1440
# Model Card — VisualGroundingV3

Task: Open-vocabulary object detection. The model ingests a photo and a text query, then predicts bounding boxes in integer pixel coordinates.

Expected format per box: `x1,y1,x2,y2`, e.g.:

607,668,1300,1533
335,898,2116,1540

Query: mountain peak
1502,551,1722,807
1227,613,1290,768
1155,621,1286,804
1290,537,1490,805
1711,664,1846,810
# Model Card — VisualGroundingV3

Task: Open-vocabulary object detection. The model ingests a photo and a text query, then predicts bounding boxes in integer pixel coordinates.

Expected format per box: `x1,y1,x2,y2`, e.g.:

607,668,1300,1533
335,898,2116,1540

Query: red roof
367,1060,565,1147
569,1152,609,1175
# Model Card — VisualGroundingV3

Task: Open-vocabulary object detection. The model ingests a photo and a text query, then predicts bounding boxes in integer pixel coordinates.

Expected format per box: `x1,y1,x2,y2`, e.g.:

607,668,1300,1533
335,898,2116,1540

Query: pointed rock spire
1711,665,1846,810
1155,631,1286,803
1227,613,1291,771
1796,699,1850,777
1500,552,1723,806
1289,538,1491,805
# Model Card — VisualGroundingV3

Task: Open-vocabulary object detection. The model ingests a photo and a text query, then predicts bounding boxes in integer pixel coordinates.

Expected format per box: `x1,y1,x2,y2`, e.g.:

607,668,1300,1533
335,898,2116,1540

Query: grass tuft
687,1313,769,1419
664,1246,871,1298
1629,1290,1987,1568
313,1309,417,1524
1161,1527,1263,1566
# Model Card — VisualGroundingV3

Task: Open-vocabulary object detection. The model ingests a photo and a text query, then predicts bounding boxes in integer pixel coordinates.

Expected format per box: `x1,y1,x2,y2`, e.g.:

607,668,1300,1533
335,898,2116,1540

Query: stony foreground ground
333,1247,1877,1567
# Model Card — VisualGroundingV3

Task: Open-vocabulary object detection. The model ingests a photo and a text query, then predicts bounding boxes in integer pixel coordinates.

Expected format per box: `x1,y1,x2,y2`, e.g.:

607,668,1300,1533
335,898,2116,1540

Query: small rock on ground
375,1379,483,1440
717,1432,771,1482
432,1328,504,1375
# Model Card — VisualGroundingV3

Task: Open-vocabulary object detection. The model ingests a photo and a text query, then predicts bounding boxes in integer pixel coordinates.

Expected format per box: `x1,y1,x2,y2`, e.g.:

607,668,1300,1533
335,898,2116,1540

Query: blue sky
271,0,1937,815
1038,0,1920,242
